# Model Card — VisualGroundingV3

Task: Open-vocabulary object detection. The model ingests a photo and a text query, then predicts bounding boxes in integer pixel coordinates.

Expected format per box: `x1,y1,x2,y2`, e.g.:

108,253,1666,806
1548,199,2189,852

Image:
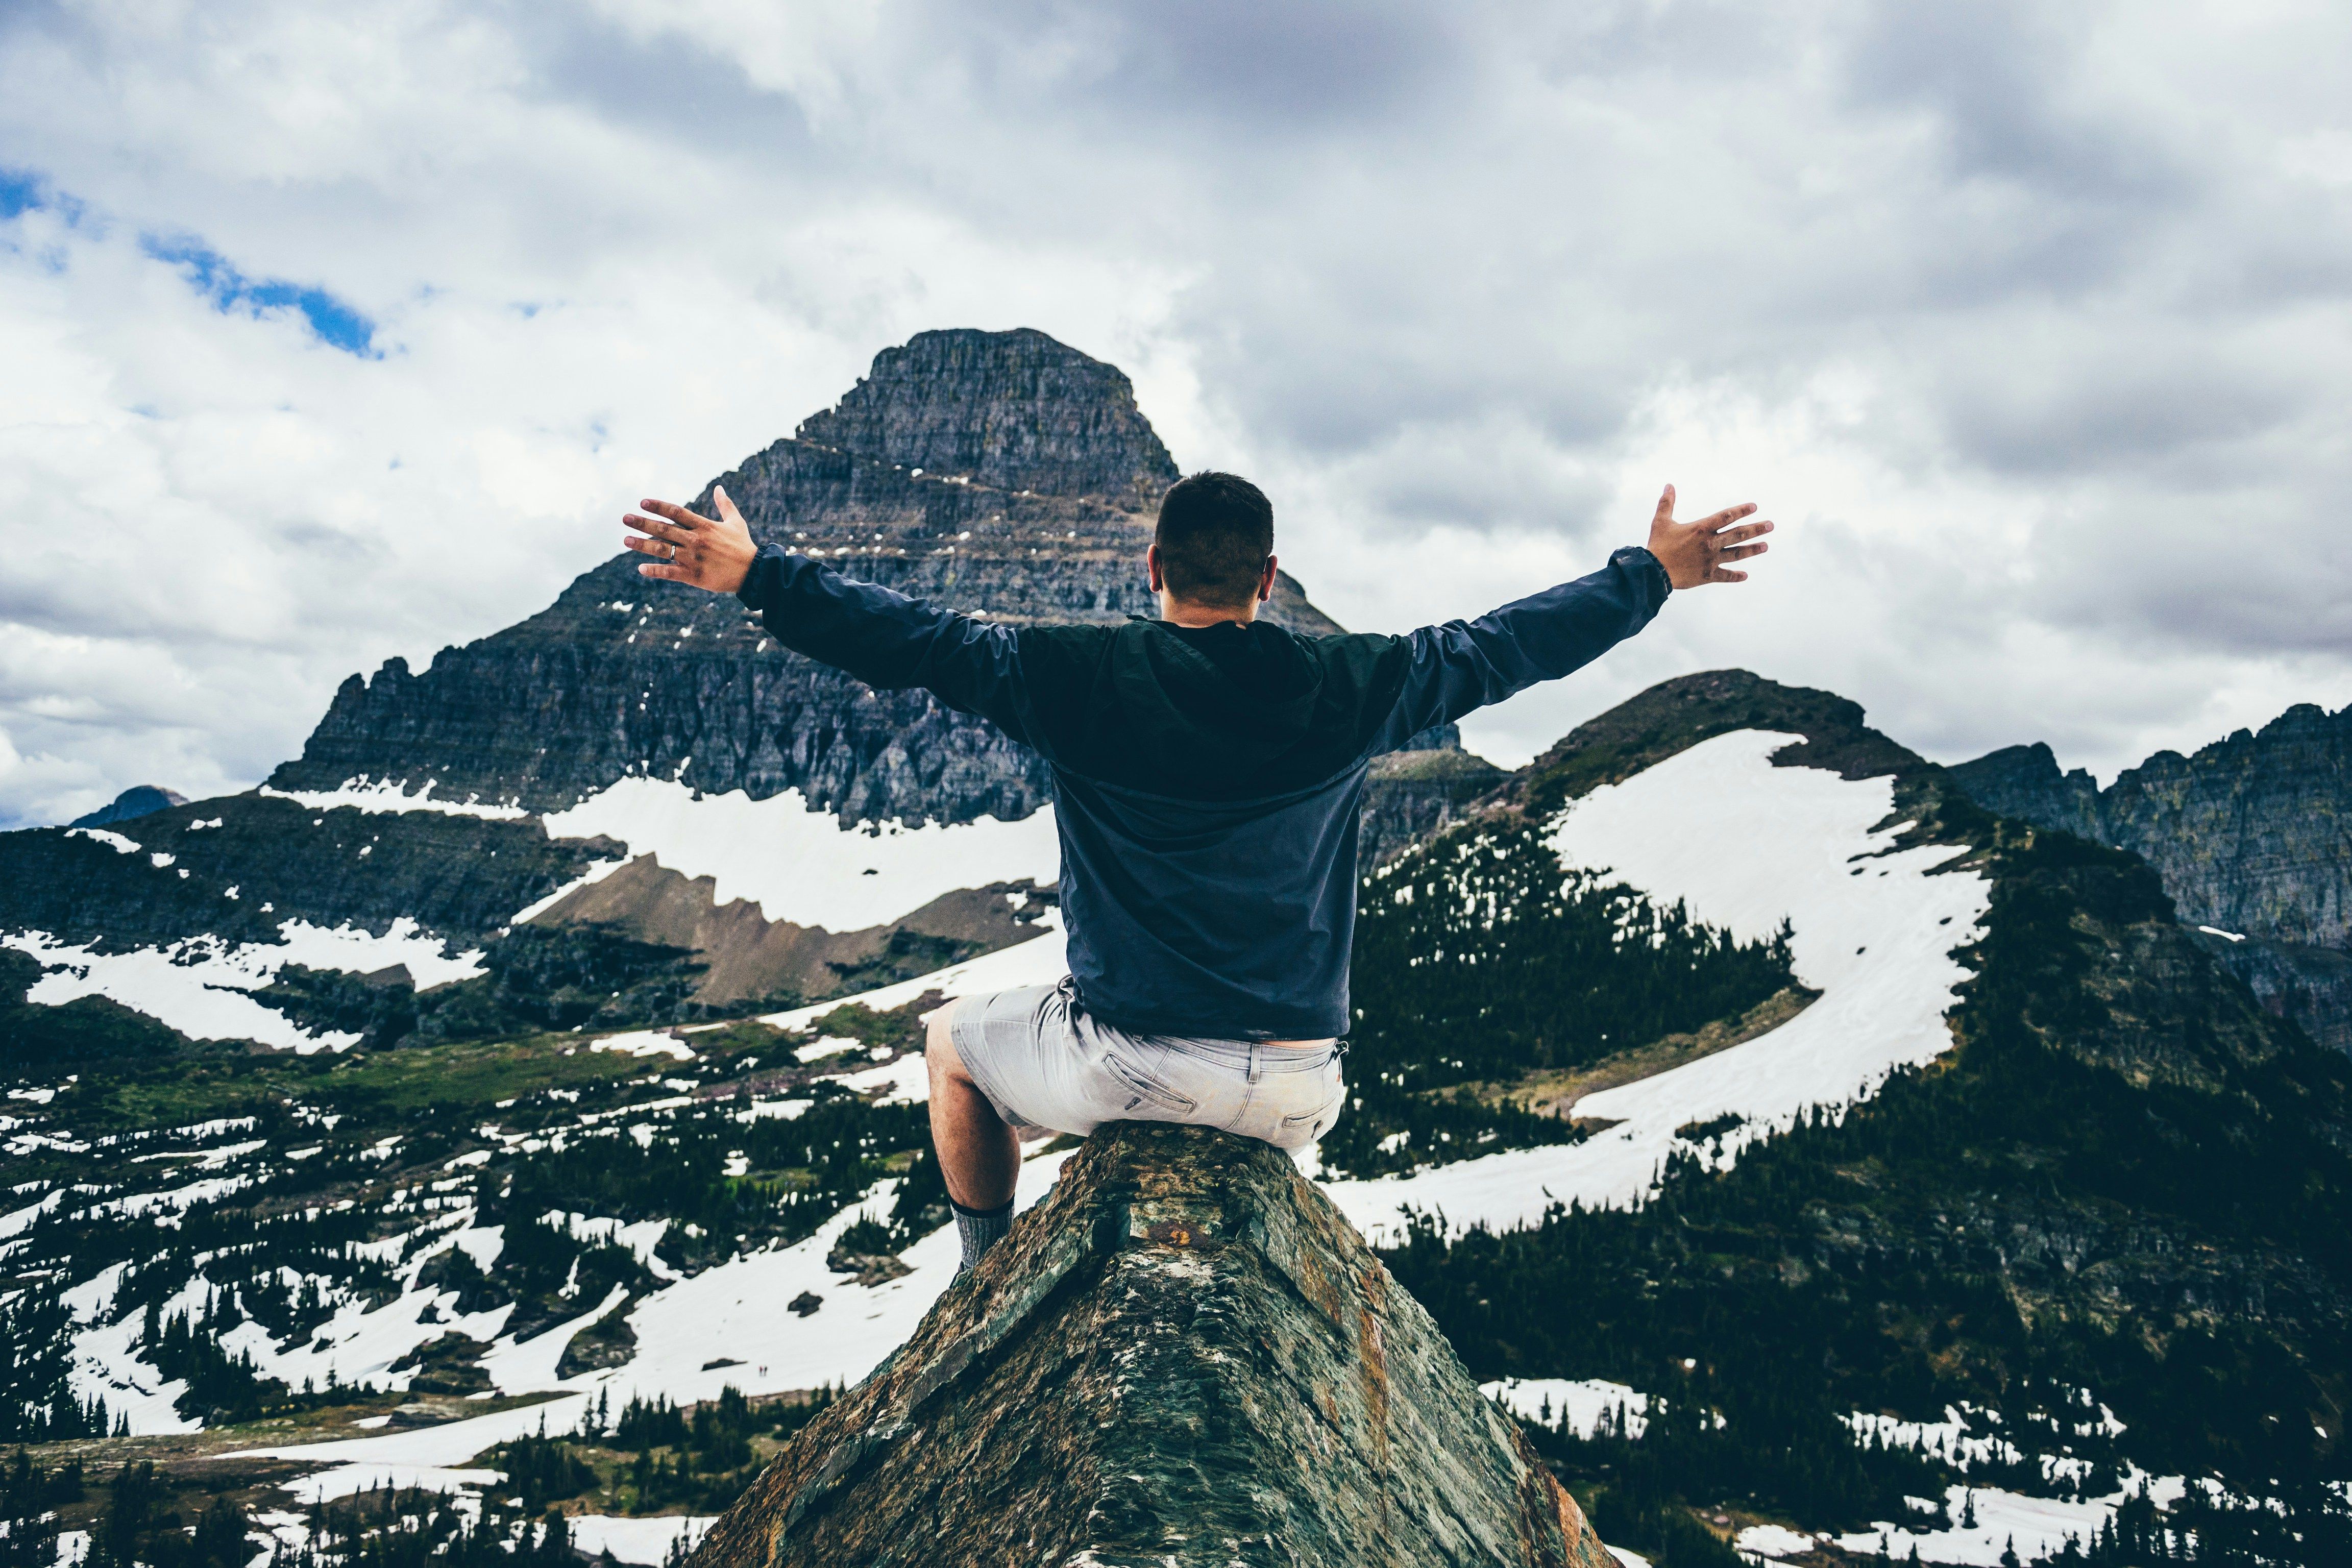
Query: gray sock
952,1198,1014,1274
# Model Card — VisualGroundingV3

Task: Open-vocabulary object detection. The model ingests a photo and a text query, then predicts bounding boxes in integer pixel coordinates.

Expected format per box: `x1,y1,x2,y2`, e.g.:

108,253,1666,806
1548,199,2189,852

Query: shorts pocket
1101,1051,1198,1116
1278,1073,1348,1142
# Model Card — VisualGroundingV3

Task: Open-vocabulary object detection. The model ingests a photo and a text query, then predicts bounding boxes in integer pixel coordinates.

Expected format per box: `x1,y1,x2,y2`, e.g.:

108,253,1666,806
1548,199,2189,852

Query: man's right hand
1644,485,1773,590
623,486,760,594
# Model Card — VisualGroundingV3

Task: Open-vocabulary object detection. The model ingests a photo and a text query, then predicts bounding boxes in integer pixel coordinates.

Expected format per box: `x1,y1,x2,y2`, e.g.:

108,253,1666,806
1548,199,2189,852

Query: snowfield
1322,730,1991,1242
3,919,486,1051
540,779,1060,932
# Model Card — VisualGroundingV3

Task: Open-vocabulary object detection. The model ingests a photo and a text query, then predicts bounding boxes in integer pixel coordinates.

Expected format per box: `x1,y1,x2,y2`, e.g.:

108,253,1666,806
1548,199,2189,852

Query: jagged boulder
692,1122,1610,1568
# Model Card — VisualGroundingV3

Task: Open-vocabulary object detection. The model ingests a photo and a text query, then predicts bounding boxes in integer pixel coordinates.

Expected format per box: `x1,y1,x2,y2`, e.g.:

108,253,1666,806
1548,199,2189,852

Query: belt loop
1247,1042,1263,1084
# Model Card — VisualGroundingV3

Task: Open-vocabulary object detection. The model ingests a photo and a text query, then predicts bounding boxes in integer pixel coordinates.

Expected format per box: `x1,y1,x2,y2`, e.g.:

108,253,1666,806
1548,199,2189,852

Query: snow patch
1834,1475,2184,1566
1481,1377,1650,1439
567,1516,713,1566
259,780,528,820
764,916,1070,1032
591,1031,696,1061
65,827,137,854
1733,1523,1819,1558
539,779,1059,932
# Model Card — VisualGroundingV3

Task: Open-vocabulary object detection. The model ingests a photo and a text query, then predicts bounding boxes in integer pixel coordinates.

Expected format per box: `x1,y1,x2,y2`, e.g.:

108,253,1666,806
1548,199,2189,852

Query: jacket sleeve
734,545,1034,745
1371,546,1672,753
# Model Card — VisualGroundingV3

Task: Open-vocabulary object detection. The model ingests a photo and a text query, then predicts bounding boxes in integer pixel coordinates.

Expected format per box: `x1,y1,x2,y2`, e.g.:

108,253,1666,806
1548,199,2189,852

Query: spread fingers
1696,502,1758,532
623,512,692,543
640,498,713,530
1718,519,1773,546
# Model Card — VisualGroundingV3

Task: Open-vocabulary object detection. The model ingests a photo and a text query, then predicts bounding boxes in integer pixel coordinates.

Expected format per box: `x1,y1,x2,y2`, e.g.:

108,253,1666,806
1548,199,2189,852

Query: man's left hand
623,486,758,593
1644,484,1773,590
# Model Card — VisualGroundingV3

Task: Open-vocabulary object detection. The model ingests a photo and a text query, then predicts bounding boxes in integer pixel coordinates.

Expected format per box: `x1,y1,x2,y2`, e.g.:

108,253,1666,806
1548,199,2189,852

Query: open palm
1645,485,1773,589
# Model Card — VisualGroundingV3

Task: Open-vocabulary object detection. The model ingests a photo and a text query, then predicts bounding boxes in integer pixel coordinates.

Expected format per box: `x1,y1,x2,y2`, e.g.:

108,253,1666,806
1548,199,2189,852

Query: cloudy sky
1,0,2346,828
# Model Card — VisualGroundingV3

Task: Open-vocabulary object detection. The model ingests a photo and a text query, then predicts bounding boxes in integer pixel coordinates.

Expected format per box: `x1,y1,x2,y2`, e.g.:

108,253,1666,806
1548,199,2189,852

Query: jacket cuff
1615,545,1672,606
736,544,789,609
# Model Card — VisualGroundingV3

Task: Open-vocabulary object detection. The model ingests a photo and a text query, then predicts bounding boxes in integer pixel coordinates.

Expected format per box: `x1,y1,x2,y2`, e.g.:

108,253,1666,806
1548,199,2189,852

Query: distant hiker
623,475,1769,1271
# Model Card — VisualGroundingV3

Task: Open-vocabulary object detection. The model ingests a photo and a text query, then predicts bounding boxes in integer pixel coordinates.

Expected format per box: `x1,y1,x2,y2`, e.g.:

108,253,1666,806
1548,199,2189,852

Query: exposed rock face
2187,929,2352,1058
692,1123,1611,1568
1943,743,2102,842
1950,705,2352,1051
793,327,1180,501
68,786,187,829
1360,727,1509,865
1951,708,2352,949
526,856,1055,1008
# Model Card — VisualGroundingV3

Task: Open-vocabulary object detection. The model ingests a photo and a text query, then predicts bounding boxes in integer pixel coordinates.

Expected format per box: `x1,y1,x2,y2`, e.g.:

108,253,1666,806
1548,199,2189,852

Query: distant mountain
68,785,186,828
1950,703,2352,1053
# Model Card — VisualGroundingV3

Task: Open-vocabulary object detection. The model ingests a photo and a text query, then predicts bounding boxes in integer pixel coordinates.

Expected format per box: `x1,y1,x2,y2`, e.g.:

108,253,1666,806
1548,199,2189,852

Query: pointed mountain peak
692,1122,1611,1567
793,327,1181,499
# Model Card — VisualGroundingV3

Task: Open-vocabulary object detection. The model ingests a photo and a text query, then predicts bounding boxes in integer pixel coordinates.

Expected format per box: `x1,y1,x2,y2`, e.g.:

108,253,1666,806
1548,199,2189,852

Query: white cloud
1,0,2346,824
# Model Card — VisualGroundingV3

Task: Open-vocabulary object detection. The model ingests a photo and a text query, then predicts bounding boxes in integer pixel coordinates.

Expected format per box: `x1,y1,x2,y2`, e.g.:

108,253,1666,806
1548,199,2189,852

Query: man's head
1149,471,1278,625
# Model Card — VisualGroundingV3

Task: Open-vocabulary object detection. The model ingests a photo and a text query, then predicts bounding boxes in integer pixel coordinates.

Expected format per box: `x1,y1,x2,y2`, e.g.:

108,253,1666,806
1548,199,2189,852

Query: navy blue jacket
736,545,1671,1040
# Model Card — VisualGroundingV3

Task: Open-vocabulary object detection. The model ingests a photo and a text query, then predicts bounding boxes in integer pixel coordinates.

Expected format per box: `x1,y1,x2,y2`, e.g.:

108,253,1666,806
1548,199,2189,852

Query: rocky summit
692,1123,1612,1568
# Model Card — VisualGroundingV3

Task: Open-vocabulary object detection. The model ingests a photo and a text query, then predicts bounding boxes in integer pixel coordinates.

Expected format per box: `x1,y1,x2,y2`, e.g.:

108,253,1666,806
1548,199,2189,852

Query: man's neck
1158,593,1259,628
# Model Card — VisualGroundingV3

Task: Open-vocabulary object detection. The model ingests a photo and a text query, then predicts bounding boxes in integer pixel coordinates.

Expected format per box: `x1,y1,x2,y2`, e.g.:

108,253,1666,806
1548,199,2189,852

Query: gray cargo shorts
945,977,1349,1152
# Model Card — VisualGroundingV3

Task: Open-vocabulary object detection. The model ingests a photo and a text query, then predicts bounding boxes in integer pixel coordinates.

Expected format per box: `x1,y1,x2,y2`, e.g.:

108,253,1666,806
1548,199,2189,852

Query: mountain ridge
1950,701,2352,1054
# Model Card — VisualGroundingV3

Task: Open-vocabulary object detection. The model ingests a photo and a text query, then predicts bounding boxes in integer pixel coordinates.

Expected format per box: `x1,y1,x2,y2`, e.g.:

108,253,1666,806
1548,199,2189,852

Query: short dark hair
1155,471,1273,608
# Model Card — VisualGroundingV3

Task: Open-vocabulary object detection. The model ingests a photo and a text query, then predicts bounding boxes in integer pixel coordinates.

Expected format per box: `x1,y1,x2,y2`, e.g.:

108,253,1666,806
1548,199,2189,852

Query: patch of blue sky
0,166,86,226
140,233,381,358
0,167,42,219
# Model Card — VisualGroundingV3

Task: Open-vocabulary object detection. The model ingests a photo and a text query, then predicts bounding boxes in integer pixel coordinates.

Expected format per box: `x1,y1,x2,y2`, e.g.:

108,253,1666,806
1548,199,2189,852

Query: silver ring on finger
666,543,678,560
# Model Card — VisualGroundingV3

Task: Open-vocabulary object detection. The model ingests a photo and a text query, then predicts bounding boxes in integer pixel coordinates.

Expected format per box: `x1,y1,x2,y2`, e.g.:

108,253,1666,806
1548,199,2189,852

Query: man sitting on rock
622,474,1768,1271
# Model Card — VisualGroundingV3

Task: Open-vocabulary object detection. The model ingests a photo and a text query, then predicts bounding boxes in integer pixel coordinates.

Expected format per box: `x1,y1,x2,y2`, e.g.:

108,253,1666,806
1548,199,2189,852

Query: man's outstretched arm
622,489,1031,739
1377,485,1773,747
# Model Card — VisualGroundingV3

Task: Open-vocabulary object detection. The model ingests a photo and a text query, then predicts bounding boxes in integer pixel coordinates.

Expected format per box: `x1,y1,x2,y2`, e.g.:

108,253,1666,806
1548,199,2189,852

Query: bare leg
925,1004,1019,1211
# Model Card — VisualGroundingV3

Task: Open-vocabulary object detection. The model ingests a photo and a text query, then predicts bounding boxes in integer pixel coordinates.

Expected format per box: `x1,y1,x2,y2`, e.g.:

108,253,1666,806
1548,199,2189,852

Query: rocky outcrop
1951,707,2352,950
1950,705,2352,1052
1360,726,1509,865
526,856,1056,1008
692,1122,1612,1568
1943,742,2102,841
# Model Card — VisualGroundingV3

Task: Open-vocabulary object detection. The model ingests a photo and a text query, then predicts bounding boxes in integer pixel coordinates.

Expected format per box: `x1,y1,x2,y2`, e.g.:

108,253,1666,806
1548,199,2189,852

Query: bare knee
925,1001,971,1088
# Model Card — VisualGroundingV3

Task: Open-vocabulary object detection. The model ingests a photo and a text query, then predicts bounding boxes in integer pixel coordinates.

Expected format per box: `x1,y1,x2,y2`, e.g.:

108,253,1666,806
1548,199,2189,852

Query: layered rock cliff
692,1122,1613,1568
1950,704,2352,1051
